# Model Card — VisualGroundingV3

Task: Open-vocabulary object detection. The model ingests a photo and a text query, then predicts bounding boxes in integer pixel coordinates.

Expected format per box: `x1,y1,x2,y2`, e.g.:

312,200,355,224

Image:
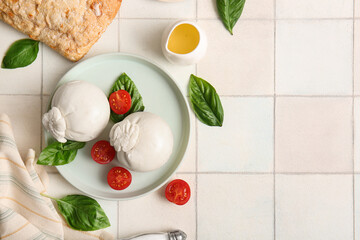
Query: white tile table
0,0,358,239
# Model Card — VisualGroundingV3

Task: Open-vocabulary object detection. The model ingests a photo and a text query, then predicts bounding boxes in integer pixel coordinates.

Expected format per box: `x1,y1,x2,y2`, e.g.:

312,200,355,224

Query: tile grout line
187,171,356,175
353,0,356,238
3,93,359,98
275,172,356,175
118,17,355,21
195,117,199,240
273,0,277,239
117,201,120,239
219,95,354,98
195,2,199,233
278,94,354,97
47,171,358,175
0,94,44,97
195,1,199,233
276,17,354,21
196,0,198,19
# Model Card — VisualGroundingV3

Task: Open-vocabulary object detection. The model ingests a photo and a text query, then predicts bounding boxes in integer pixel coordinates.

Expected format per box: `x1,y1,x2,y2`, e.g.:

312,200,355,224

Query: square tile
83,19,119,59
198,97,274,172
119,0,196,19
355,174,360,239
118,174,196,239
47,173,118,237
42,46,74,95
276,20,353,95
355,20,360,95
276,0,353,18
197,20,274,95
42,20,119,95
275,97,353,173
197,0,274,19
119,19,196,96
355,97,360,172
276,175,353,240
0,95,41,159
356,0,360,18
0,22,42,94
198,174,273,239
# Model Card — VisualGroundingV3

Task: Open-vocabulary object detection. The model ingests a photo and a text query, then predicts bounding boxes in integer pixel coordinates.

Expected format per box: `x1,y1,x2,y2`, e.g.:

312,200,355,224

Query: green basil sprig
37,141,85,166
217,0,246,35
41,193,110,231
189,74,224,127
109,72,145,123
2,39,39,69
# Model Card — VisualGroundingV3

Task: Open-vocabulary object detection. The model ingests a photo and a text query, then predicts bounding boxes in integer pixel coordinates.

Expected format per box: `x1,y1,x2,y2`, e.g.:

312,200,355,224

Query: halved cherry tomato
107,167,132,190
91,140,116,164
165,179,191,205
109,90,131,115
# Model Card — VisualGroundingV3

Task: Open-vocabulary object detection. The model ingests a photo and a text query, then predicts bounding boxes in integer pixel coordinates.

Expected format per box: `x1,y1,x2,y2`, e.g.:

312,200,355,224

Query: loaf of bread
0,0,122,61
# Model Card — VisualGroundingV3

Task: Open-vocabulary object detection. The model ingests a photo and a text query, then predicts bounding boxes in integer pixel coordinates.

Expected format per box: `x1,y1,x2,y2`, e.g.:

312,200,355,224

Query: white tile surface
0,22,42,95
198,97,274,172
355,20,360,95
118,174,196,239
198,174,273,239
276,20,353,95
83,20,119,59
355,98,360,172
0,95,41,158
276,0,353,18
42,46,74,95
197,20,274,95
120,0,196,19
275,97,353,173
47,173,118,237
197,0,274,19
0,0,358,238
276,175,353,240
119,19,196,96
355,174,360,240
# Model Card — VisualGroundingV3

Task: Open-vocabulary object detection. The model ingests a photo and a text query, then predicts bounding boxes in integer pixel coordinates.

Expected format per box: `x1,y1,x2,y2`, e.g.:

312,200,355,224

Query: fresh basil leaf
109,73,145,123
55,194,110,231
189,74,224,126
37,141,85,166
2,39,39,69
62,141,86,151
217,0,246,35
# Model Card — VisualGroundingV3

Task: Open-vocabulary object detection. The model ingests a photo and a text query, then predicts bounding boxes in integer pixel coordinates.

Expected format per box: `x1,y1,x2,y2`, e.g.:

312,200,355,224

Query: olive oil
167,24,200,54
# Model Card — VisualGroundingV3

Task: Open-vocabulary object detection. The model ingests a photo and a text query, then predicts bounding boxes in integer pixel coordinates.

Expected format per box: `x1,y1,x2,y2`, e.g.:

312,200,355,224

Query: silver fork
120,230,187,240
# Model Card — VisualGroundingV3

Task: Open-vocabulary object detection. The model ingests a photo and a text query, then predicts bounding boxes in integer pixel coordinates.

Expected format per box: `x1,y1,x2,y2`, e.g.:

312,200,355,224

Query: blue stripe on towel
0,174,45,202
0,135,17,149
0,208,15,222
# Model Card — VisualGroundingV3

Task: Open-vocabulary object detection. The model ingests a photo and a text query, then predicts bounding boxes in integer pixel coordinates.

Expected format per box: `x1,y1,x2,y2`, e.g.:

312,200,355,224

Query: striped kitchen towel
0,113,113,240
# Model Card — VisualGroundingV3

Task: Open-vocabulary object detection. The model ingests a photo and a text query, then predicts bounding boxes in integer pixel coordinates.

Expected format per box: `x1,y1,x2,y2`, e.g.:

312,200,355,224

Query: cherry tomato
107,167,132,190
165,179,191,205
109,90,131,115
91,140,116,164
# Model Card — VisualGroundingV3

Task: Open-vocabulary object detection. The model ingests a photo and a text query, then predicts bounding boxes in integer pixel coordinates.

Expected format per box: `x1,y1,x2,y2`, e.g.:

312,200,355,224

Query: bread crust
0,0,122,61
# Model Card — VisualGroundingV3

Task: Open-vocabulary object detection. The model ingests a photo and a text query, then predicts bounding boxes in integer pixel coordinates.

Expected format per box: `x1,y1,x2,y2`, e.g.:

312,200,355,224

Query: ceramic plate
45,53,191,200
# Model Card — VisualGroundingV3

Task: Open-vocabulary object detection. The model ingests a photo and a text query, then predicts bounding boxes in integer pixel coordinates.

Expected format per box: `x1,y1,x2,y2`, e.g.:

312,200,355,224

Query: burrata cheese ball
109,112,174,172
42,80,110,143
